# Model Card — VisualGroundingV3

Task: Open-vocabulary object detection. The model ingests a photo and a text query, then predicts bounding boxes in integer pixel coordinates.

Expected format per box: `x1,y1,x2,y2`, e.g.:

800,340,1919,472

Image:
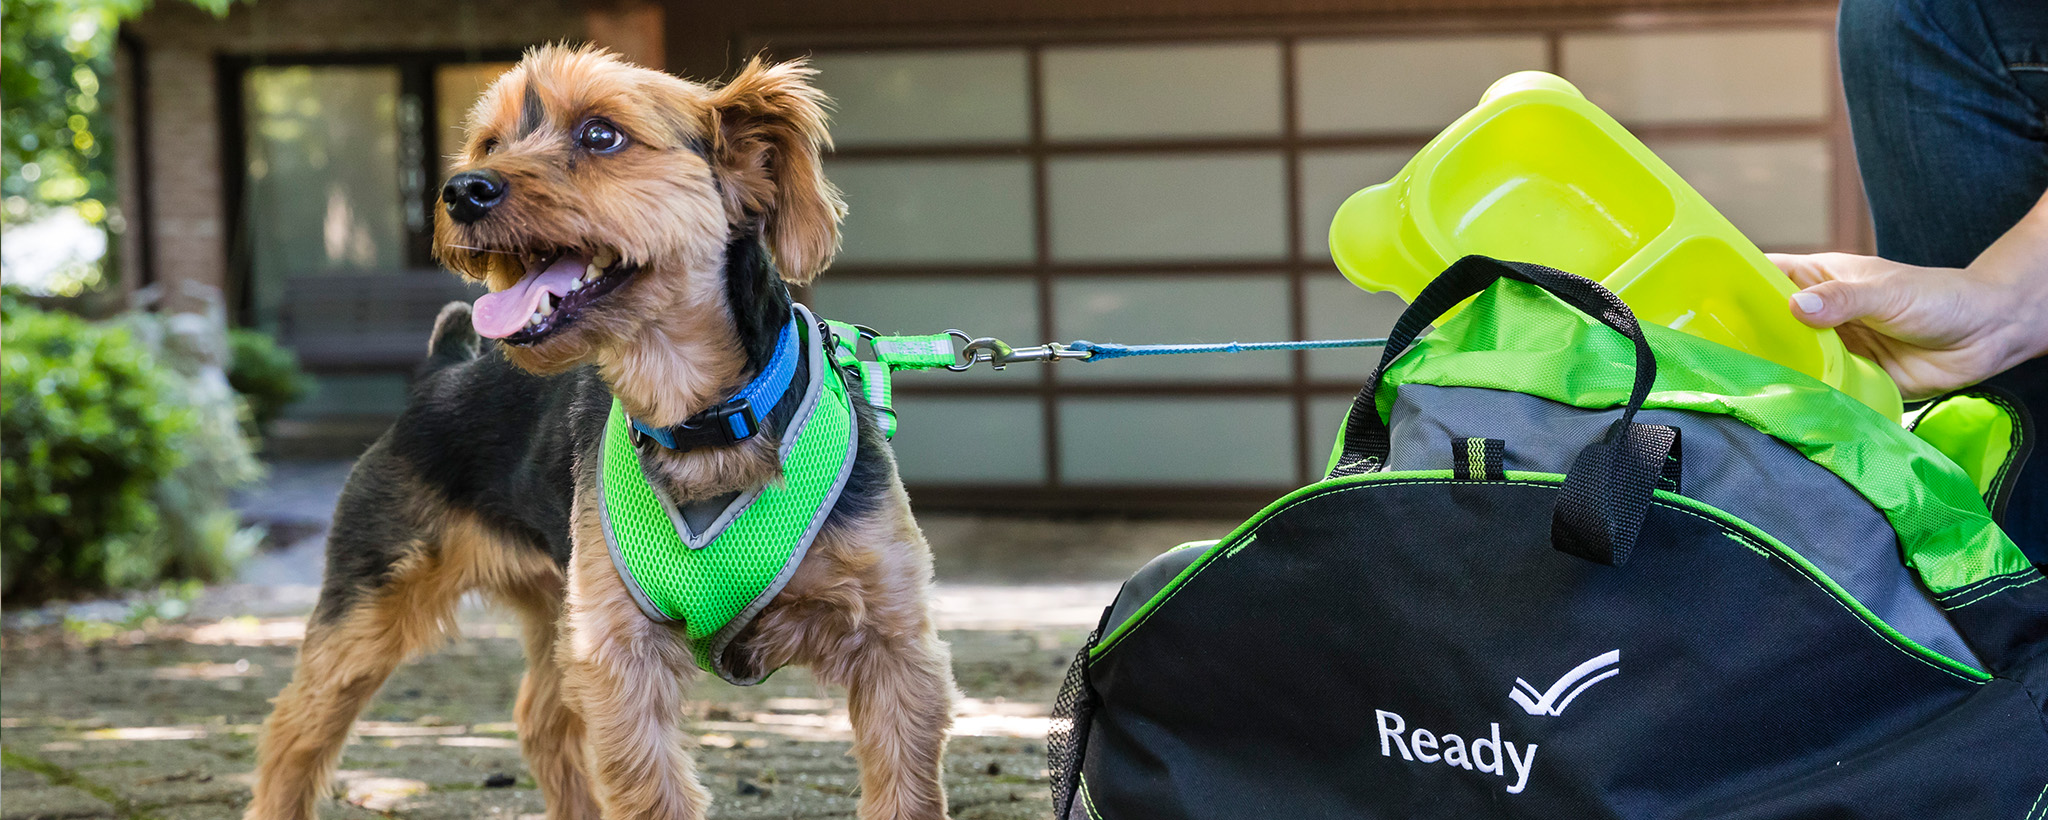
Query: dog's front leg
845,622,956,820
560,510,708,820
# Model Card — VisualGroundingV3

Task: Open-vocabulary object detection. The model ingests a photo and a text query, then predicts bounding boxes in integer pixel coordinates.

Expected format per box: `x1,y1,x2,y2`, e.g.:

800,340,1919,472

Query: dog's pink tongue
473,257,586,338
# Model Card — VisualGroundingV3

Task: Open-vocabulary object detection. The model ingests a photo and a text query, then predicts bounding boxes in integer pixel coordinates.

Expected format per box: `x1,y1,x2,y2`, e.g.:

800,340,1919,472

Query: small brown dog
243,45,957,820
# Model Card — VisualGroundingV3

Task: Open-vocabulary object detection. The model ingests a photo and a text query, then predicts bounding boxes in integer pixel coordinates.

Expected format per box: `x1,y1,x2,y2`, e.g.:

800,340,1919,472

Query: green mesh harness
597,304,857,685
593,308,1021,684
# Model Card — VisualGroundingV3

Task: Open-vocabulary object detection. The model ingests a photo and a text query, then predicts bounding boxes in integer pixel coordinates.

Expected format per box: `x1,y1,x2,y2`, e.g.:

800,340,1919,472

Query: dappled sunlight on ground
2,622,1089,819
0,459,1240,818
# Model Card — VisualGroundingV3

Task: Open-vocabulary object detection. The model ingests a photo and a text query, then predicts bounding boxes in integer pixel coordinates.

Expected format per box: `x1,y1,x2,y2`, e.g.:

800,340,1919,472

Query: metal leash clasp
953,336,1093,370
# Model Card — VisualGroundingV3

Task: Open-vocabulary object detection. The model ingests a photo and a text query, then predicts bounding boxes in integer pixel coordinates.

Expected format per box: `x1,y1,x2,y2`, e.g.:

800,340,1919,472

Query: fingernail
1792,292,1823,314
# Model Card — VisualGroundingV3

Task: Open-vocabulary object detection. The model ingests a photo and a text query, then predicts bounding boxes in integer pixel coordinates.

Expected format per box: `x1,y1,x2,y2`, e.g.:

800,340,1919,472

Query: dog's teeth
537,302,553,316
568,278,584,291
584,263,602,281
592,250,616,269
529,312,544,326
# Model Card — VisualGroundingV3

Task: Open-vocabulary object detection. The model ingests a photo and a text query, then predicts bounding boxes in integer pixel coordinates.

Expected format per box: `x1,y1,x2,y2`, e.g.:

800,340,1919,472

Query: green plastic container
1329,71,1902,421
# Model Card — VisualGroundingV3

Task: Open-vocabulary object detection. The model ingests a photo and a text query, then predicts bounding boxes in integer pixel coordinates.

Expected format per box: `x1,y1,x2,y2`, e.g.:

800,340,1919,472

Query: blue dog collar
630,313,801,450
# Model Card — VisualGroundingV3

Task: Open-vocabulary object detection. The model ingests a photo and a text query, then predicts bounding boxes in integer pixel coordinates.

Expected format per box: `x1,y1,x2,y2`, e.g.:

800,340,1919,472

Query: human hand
1767,252,2035,399
1769,193,2048,400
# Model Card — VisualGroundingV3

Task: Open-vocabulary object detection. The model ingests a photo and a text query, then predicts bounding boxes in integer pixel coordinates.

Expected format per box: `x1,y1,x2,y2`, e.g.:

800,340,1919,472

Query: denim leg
1840,0,2048,563
1840,0,2048,266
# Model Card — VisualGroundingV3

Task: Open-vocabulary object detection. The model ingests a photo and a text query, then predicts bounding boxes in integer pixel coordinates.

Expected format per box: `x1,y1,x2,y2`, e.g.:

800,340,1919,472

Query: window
232,54,516,416
788,25,1847,503
241,65,408,329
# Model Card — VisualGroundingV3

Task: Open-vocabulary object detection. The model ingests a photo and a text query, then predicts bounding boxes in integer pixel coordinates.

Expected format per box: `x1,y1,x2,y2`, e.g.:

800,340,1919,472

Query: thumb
1787,278,1882,329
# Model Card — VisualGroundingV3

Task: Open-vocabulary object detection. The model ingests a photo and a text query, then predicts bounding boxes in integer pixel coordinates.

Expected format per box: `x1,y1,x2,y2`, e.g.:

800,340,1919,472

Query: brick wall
118,0,657,311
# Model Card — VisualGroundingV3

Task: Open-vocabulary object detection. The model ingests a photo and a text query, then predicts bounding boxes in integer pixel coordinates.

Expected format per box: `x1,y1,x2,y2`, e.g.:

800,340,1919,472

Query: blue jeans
1840,0,2048,565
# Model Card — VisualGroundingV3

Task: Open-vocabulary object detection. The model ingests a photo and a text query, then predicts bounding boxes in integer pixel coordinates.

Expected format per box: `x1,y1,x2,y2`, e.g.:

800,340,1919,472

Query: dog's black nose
442,170,507,223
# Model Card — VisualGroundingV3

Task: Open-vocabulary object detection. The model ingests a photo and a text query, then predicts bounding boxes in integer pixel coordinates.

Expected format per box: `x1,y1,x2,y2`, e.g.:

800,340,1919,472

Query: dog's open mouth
471,248,636,345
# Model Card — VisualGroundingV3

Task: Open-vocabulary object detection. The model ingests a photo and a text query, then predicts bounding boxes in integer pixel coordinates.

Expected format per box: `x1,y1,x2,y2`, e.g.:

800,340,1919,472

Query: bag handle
1329,255,1677,567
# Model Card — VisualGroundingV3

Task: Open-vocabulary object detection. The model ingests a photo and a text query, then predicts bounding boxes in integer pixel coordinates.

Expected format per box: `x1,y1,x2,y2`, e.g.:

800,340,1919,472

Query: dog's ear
706,57,845,284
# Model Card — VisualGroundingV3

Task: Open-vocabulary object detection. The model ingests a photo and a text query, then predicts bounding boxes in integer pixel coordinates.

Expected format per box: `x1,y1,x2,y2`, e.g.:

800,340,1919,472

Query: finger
1766,252,1825,289
1787,279,1882,329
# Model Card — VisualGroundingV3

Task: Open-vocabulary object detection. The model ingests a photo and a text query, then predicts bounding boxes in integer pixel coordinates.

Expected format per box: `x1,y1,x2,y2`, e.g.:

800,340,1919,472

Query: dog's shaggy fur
243,46,958,820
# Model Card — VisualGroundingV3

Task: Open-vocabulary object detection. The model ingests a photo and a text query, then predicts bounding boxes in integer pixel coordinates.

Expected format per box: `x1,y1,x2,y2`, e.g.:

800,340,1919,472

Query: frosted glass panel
243,66,404,332
1308,395,1353,474
1043,42,1282,139
1061,398,1295,484
1048,154,1286,261
1649,138,1830,249
1297,36,1548,134
807,277,1038,384
1303,274,1407,381
891,397,1045,483
435,62,515,177
1562,29,1831,124
830,159,1035,263
1299,148,1415,259
810,50,1029,146
1054,276,1290,382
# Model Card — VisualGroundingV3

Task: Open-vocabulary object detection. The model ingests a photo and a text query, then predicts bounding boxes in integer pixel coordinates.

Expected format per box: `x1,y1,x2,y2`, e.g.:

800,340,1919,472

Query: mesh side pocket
1048,628,1100,818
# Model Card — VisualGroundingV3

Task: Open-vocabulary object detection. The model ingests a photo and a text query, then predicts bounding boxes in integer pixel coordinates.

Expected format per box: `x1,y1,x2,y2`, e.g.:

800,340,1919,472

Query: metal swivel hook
953,336,1094,370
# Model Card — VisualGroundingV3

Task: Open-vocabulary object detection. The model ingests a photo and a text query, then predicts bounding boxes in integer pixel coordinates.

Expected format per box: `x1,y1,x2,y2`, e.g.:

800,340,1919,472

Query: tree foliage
2,0,235,235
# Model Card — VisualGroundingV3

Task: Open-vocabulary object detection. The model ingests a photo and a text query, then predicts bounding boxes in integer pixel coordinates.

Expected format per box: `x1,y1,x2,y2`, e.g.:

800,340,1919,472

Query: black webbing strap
1553,420,1682,567
1330,254,1678,567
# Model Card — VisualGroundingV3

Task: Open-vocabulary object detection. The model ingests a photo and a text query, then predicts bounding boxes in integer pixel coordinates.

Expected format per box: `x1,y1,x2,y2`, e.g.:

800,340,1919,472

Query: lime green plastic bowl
1330,71,1901,421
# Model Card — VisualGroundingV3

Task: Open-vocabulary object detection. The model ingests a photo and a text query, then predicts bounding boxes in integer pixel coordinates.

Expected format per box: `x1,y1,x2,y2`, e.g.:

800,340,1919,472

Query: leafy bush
227,328,311,434
1,291,193,603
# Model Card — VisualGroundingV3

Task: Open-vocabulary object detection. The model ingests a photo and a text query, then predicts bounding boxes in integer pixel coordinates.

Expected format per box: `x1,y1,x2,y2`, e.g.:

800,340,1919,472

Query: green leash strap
598,304,858,684
871,334,957,368
823,322,959,440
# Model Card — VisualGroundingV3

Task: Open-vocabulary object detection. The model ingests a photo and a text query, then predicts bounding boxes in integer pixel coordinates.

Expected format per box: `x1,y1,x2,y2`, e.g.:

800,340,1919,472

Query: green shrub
227,328,312,434
1,292,194,604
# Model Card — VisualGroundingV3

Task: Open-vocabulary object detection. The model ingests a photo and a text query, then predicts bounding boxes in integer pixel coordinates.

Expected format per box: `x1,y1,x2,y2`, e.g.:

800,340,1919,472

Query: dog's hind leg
503,585,600,819
244,488,463,819
247,468,542,820
560,506,709,820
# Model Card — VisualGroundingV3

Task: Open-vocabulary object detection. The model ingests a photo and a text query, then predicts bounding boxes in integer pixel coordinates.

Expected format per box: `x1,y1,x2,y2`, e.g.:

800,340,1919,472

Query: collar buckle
677,398,759,449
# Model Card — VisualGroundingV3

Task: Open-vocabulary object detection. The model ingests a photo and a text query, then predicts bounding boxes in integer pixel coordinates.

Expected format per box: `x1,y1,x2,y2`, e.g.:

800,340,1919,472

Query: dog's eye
481,138,500,155
576,119,625,153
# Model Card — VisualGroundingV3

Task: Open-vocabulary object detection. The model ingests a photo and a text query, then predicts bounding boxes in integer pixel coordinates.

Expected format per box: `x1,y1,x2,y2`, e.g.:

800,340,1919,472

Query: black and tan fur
244,46,957,820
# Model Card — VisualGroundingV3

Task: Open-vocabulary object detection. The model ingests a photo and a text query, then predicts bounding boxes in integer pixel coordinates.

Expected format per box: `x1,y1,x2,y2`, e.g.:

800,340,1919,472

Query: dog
243,45,958,820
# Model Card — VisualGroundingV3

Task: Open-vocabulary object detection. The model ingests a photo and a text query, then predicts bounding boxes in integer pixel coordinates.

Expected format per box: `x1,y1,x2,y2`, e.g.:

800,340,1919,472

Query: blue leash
1067,337,1388,360
946,333,1388,370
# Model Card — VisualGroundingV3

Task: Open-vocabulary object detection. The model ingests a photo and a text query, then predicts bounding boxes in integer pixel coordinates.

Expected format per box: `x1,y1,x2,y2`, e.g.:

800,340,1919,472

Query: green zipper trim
1652,490,1988,681
1090,469,1453,659
1088,471,1989,682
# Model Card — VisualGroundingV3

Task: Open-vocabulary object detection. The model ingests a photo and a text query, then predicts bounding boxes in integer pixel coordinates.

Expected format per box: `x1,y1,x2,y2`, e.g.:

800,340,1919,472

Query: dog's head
433,45,843,373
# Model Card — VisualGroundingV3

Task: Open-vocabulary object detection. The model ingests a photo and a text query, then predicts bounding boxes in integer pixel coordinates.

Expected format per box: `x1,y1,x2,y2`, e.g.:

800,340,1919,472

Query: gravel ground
1,619,1079,819
2,460,1241,819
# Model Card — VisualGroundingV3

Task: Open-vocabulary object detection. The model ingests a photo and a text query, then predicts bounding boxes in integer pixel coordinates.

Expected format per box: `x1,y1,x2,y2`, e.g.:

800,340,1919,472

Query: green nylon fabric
1369,280,2029,593
1910,395,2017,500
1087,470,1989,681
599,366,855,675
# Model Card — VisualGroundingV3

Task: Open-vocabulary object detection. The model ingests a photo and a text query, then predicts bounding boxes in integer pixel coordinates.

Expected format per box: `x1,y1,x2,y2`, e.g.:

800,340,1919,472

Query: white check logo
1509,650,1620,717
